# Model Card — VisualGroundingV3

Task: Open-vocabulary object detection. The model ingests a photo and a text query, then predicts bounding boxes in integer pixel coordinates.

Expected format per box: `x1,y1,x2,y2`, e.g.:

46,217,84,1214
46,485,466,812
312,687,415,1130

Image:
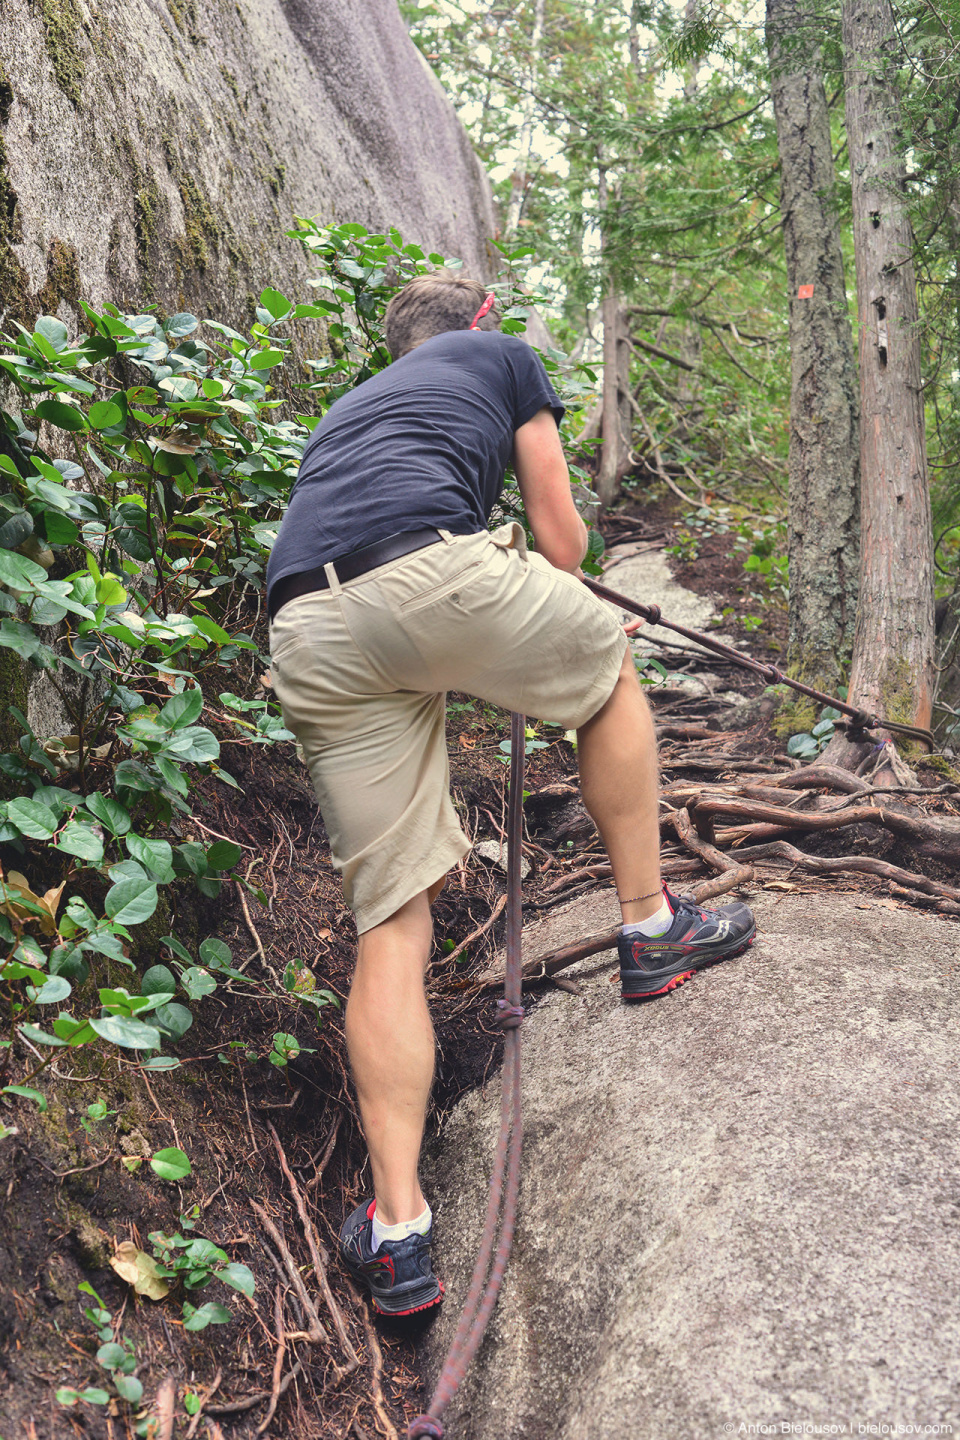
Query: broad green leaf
84,791,132,835
141,964,177,997
6,798,58,838
0,549,48,591
154,1001,193,1040
104,876,159,926
28,975,72,1005
162,727,219,763
163,312,199,337
160,932,195,964
34,398,88,432
205,840,242,871
125,833,175,882
18,1022,68,1047
113,1374,143,1405
259,288,293,320
96,1342,127,1369
53,1014,97,1045
159,687,203,729
182,1300,231,1330
180,966,216,999
89,1014,161,1049
2,1084,47,1110
193,614,232,644
150,1146,191,1181
199,937,231,969
89,400,123,430
219,1262,255,1297
249,349,285,370
155,756,189,795
0,508,33,550
54,821,105,864
34,316,69,351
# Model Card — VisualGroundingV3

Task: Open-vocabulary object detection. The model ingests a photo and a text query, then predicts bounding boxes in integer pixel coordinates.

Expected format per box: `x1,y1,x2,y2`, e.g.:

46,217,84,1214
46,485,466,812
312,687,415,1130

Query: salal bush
0,220,596,1109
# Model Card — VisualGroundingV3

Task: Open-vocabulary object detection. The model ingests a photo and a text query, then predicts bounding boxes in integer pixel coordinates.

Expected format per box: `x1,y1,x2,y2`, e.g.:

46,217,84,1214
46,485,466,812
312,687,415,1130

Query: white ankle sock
371,1202,432,1252
623,896,673,939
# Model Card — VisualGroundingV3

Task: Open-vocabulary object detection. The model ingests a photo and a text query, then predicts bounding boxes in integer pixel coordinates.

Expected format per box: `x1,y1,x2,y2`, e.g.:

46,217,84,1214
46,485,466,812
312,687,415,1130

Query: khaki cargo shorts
268,523,627,933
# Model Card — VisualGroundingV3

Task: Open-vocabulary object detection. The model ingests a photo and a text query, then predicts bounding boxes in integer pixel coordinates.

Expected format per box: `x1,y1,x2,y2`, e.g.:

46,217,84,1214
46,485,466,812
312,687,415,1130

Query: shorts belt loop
438,529,455,544
323,561,342,597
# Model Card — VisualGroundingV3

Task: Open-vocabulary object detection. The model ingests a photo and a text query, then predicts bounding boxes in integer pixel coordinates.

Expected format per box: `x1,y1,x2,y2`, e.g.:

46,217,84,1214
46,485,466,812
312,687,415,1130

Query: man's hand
513,408,587,573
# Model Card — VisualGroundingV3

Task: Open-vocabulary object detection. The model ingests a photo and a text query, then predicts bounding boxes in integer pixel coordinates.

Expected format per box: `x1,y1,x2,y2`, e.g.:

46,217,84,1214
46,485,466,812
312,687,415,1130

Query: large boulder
0,0,496,328
423,890,960,1438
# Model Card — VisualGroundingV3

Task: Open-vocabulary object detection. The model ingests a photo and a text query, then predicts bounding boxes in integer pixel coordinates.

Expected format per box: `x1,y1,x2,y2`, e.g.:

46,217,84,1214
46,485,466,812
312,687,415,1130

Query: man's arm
512,407,588,573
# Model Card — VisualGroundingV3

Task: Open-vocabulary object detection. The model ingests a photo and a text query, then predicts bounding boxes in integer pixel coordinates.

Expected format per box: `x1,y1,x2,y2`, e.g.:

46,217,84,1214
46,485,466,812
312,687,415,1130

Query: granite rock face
423,890,960,1438
0,0,496,328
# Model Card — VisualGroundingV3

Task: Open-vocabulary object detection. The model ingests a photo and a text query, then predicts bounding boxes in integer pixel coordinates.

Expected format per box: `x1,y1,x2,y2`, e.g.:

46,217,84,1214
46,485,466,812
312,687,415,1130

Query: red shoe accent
623,968,695,1000
372,1281,445,1317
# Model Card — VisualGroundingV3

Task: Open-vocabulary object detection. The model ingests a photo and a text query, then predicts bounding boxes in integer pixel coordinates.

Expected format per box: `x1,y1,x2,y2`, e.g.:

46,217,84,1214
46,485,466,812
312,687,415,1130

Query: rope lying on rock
583,576,935,752
407,710,526,1440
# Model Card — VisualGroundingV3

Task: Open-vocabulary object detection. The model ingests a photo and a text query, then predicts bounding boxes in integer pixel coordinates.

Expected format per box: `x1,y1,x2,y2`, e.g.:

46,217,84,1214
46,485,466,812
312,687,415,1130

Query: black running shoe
619,886,756,1000
339,1199,444,1316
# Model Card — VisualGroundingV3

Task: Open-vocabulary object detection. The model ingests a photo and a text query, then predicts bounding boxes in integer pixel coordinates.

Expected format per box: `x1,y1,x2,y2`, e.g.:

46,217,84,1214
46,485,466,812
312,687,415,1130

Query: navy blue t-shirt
266,329,564,602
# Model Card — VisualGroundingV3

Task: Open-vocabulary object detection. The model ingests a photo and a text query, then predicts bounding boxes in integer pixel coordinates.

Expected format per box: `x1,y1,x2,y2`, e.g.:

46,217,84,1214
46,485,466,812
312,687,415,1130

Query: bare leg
345,890,434,1225
577,649,662,926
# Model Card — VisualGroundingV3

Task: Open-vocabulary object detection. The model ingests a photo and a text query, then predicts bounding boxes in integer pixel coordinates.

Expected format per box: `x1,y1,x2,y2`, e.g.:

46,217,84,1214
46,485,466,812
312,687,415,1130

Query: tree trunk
504,0,545,238
831,0,934,757
766,0,860,693
596,162,631,508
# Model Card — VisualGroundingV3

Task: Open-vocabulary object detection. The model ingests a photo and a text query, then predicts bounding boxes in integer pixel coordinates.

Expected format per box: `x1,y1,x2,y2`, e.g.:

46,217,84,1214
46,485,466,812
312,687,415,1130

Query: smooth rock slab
423,891,960,1439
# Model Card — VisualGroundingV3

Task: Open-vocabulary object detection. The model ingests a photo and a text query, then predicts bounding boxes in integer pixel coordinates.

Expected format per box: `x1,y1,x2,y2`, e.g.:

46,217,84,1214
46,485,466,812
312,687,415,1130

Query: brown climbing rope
583,576,935,752
407,710,526,1440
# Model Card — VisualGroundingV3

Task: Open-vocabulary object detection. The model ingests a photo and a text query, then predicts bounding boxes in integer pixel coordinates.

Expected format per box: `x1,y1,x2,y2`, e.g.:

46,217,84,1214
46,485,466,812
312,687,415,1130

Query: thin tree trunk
767,0,860,693
597,161,630,508
504,0,545,239
831,0,934,758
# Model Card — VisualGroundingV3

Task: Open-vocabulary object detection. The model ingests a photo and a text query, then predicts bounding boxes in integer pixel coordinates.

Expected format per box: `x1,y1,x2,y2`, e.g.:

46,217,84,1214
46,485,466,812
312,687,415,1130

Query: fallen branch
731,840,960,905
477,925,620,991
689,795,960,862
267,1123,360,1380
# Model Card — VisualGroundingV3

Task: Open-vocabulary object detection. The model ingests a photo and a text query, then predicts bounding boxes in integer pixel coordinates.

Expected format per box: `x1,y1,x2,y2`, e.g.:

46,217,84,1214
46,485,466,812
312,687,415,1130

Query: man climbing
266,273,756,1318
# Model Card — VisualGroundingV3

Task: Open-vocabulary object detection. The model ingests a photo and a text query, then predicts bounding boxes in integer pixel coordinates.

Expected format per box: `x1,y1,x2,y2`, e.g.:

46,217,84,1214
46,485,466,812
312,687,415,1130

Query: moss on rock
35,0,86,108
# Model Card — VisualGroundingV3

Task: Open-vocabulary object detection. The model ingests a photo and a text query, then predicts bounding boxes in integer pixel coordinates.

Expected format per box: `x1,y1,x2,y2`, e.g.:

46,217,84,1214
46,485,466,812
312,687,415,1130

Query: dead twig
352,1287,400,1440
254,1286,287,1436
249,1200,329,1344
205,1363,303,1418
305,1112,341,1195
184,1369,223,1440
433,892,508,970
155,1376,176,1440
266,1123,360,1378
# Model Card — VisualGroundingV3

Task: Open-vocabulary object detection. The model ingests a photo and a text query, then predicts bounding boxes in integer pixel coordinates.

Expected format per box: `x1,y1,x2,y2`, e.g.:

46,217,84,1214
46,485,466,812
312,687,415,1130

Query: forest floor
2,491,958,1440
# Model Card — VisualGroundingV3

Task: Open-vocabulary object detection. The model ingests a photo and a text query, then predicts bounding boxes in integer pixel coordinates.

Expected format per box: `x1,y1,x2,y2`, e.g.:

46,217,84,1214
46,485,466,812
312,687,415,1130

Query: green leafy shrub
0,220,597,1112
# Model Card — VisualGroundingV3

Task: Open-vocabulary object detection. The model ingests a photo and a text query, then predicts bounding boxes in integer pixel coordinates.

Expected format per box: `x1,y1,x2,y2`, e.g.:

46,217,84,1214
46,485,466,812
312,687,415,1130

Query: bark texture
766,0,860,690
0,0,496,332
839,0,935,735
596,163,632,508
